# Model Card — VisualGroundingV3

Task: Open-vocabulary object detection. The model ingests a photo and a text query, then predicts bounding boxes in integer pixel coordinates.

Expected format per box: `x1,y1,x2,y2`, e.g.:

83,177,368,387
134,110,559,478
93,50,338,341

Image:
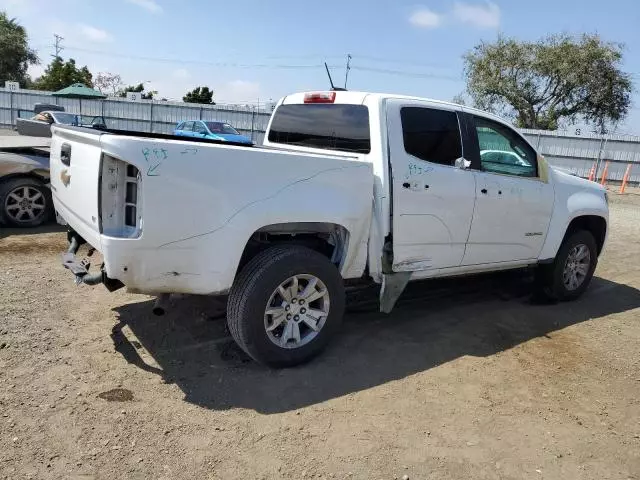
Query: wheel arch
235,221,359,279
564,215,607,255
0,170,50,185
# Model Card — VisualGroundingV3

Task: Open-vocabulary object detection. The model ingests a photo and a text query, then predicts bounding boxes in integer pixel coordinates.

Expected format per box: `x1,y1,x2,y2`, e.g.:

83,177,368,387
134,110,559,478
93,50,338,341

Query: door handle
481,188,488,194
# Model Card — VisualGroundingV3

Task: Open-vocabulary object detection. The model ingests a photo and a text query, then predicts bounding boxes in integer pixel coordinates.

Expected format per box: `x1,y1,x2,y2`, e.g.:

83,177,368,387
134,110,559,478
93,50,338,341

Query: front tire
0,177,53,227
536,230,598,301
227,245,345,367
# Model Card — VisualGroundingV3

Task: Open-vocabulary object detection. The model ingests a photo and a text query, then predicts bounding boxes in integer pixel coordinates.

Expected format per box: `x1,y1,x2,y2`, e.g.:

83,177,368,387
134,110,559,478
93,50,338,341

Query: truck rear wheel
536,230,598,301
227,245,345,367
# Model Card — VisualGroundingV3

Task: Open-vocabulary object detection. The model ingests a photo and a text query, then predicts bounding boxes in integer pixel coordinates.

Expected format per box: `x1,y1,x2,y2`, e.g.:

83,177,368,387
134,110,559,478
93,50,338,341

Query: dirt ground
1,190,639,480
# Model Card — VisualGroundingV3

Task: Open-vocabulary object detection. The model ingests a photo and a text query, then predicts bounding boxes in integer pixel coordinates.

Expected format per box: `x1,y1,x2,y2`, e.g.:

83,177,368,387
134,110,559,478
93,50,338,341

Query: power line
59,46,465,82
351,54,454,71
63,45,333,69
352,65,462,81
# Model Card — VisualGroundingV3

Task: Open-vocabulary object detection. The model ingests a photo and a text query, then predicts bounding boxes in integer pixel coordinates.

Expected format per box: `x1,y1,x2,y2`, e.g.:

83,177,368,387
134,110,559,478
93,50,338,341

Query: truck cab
50,90,609,367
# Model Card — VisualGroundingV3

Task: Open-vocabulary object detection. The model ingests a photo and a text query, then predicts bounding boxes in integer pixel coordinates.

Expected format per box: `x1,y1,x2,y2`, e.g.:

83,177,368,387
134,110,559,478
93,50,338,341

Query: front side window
193,122,207,134
474,116,537,178
183,121,194,131
400,107,462,166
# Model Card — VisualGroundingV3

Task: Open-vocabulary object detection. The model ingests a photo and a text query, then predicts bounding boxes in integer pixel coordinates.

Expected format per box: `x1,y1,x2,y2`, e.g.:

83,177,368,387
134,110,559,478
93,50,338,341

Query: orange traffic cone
620,164,632,194
600,161,610,186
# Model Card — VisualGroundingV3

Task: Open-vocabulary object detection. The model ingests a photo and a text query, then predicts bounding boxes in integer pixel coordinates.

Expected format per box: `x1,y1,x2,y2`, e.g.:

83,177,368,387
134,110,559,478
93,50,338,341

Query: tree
117,83,156,100
34,57,93,91
0,11,38,86
451,93,467,106
94,72,122,96
463,34,633,131
183,86,215,104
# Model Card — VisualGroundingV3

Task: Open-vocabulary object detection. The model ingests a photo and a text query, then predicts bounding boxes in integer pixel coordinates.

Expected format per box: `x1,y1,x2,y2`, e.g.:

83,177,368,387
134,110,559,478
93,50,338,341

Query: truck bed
49,125,374,295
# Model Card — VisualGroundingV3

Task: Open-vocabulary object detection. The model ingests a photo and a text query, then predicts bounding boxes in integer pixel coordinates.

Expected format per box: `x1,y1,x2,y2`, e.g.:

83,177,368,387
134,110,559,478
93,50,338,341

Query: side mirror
454,157,471,169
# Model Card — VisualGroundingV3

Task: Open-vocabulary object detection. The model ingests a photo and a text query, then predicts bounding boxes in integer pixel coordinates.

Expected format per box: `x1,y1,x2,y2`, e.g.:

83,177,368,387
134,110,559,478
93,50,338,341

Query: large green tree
117,83,156,100
183,86,215,104
463,34,633,132
0,11,38,86
34,57,93,91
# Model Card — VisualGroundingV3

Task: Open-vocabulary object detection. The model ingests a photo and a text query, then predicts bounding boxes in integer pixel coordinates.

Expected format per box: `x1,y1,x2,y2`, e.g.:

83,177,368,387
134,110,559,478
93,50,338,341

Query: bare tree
94,72,123,96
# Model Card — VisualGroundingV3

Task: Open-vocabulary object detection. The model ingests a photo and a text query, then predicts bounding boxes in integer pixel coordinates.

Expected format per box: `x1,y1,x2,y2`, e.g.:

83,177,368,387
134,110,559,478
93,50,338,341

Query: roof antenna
325,62,347,91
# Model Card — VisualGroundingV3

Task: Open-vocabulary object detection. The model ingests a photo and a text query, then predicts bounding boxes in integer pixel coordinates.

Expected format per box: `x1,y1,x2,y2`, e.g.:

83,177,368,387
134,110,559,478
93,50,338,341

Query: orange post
620,164,632,194
588,164,596,181
600,161,610,186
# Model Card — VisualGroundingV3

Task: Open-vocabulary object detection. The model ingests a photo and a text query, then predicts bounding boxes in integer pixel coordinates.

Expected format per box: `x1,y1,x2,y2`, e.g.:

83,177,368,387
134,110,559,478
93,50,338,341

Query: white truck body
49,90,609,365
51,126,372,294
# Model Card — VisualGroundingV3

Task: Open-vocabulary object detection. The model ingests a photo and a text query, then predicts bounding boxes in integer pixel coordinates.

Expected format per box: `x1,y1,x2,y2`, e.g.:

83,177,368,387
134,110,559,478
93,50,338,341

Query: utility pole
344,54,352,89
53,34,64,58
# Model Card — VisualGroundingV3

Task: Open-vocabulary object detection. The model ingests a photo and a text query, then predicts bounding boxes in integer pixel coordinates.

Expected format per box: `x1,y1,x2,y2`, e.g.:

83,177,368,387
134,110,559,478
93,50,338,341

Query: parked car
174,120,253,145
50,90,609,367
16,111,106,137
0,136,54,227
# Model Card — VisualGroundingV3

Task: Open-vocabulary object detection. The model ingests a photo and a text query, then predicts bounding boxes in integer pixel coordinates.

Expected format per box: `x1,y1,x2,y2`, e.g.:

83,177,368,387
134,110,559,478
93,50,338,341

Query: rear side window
401,107,462,166
268,104,370,153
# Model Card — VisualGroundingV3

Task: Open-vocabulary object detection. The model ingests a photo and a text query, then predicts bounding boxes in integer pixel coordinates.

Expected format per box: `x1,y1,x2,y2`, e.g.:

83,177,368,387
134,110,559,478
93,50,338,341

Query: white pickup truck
50,90,609,366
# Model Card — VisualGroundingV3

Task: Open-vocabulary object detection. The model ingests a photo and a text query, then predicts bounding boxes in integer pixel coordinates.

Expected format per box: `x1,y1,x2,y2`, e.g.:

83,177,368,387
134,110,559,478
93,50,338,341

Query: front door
461,114,554,265
387,100,476,272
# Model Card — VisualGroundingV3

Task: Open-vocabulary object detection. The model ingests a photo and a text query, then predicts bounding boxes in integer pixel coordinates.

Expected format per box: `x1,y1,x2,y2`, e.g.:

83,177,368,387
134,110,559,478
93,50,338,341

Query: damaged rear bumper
62,230,124,291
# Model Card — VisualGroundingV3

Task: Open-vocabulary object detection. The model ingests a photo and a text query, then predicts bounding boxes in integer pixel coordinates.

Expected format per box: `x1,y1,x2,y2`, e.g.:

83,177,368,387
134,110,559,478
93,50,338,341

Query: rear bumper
56,195,235,295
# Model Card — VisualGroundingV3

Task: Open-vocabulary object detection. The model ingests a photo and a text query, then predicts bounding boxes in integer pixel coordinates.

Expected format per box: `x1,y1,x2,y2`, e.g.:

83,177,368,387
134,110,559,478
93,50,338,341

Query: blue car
174,120,253,145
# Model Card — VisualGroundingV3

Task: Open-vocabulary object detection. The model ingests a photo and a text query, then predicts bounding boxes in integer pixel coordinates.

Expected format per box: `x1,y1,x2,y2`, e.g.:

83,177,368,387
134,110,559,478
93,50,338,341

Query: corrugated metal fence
0,87,272,144
521,129,640,184
1,87,639,184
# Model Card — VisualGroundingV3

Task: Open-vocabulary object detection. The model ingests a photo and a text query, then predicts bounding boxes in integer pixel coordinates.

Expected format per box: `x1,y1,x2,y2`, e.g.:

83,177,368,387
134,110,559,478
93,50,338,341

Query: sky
2,0,640,134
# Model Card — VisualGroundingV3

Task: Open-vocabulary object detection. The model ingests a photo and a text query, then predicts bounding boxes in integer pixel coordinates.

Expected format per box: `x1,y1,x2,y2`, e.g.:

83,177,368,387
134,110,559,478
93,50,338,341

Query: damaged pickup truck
49,91,609,366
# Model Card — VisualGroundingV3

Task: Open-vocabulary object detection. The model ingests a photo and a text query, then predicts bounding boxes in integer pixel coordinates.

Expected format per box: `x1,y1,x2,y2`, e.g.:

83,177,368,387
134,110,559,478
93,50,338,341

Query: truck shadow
111,272,640,414
0,222,64,240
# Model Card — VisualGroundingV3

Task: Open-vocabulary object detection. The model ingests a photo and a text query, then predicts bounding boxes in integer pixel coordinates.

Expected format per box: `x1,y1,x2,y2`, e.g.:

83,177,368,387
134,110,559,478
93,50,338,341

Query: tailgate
49,126,103,247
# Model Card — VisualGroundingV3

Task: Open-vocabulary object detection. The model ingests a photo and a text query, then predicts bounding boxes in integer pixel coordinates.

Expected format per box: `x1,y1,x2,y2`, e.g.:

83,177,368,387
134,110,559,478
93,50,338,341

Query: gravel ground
1,192,639,480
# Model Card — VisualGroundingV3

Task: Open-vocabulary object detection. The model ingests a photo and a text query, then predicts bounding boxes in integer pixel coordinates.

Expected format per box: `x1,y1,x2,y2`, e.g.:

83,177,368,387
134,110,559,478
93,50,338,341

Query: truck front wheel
227,246,345,367
536,230,598,301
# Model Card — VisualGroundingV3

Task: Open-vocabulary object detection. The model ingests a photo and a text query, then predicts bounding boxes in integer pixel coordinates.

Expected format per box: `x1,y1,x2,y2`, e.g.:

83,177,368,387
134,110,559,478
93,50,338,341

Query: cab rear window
268,104,371,154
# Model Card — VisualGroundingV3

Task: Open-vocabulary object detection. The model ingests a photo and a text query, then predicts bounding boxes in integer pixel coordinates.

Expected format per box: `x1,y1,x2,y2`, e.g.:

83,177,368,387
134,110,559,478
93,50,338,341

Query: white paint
51,125,372,294
462,172,554,265
385,98,476,271
51,90,609,309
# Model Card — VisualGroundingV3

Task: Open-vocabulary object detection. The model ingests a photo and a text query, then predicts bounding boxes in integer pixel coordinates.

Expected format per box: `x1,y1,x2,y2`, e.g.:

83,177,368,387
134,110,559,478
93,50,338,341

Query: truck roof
281,90,510,126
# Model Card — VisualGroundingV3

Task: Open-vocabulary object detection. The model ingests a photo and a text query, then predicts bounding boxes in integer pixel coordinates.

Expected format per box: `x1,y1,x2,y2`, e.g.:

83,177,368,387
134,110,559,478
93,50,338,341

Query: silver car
0,135,53,227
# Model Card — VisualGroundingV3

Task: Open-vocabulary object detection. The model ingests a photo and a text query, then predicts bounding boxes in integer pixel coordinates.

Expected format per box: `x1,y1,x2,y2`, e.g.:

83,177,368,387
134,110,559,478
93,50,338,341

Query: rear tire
227,245,345,367
536,230,598,301
0,177,53,228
